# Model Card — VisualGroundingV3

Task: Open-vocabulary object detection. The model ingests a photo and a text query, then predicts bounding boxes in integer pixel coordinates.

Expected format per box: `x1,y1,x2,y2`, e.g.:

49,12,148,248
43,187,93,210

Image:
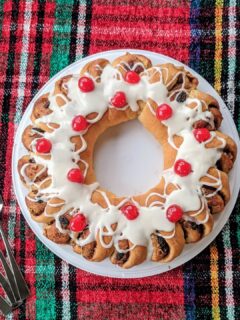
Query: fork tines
0,225,29,316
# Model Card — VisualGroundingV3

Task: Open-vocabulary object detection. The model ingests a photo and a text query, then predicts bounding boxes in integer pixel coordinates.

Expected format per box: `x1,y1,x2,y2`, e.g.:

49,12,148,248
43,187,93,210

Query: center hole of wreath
94,120,163,197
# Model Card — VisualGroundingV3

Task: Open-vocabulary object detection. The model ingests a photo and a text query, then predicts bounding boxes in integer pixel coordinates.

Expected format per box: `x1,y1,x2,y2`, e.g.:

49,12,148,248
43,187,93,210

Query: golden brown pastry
17,52,237,268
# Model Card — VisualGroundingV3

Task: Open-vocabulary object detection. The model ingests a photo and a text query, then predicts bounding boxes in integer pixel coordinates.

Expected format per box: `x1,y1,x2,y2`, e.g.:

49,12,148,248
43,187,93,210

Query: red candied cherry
174,159,192,177
70,213,87,232
166,205,183,222
78,76,95,92
193,128,211,143
125,71,140,84
121,204,139,220
72,115,88,131
111,91,127,108
156,104,173,121
67,168,84,183
36,138,52,153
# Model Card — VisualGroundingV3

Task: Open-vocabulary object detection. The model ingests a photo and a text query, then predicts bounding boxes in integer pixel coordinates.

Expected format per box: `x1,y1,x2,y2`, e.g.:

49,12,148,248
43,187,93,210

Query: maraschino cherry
125,71,140,84
36,138,52,153
111,91,127,108
174,159,192,177
67,168,84,183
69,213,87,232
78,76,95,92
121,204,139,220
166,205,183,222
72,115,88,131
156,104,173,120
193,128,211,143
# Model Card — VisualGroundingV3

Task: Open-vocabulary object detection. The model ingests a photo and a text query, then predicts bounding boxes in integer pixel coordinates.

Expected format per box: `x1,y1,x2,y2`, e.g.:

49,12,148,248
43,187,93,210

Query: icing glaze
22,60,227,259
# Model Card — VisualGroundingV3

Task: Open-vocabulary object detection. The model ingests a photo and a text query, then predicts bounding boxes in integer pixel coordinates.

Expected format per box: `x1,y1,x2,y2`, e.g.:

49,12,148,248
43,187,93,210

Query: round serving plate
12,49,240,278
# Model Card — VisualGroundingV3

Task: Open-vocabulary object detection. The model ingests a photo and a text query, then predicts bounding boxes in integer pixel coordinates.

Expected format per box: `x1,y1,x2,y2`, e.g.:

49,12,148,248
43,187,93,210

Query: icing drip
25,60,227,259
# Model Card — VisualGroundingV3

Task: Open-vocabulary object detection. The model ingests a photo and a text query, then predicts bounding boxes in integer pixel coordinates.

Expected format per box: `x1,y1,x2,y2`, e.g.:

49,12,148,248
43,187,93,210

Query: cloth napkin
0,1,239,319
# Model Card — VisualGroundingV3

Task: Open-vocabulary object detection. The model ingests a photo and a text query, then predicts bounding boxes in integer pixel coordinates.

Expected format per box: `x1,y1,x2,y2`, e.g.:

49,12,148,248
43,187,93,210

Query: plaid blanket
0,0,239,319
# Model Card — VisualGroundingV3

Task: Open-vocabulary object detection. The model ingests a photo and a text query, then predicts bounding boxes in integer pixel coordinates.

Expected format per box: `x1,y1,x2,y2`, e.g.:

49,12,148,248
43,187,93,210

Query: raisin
29,158,36,164
59,216,69,229
189,221,198,230
176,74,183,85
189,221,204,234
157,236,170,255
179,220,187,239
116,252,125,260
116,251,129,263
208,103,218,110
134,65,144,74
193,120,210,129
77,232,84,239
44,101,50,109
176,91,187,103
128,60,134,69
32,127,45,133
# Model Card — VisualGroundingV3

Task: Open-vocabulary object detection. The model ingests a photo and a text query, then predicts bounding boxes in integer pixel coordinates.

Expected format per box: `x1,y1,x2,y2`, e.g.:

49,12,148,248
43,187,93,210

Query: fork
0,194,29,316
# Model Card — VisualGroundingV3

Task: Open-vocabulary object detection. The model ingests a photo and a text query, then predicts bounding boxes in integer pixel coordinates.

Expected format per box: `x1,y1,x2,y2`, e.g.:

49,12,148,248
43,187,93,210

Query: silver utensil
0,194,29,316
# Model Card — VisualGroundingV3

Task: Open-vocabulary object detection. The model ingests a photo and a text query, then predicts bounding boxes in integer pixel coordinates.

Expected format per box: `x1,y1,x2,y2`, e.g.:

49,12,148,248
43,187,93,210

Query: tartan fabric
0,0,239,319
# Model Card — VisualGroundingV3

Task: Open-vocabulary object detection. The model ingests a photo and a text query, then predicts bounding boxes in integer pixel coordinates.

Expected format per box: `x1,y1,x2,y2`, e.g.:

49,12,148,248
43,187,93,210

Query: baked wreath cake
18,52,237,268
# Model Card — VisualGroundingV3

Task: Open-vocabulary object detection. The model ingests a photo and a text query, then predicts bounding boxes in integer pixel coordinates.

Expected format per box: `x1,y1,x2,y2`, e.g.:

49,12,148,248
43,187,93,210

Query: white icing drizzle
145,192,165,207
116,61,145,72
197,211,210,224
24,59,228,260
20,162,46,186
155,228,176,240
203,171,223,197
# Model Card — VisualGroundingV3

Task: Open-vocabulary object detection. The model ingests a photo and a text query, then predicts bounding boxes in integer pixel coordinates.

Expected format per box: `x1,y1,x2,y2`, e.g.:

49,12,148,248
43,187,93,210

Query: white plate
12,49,240,278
